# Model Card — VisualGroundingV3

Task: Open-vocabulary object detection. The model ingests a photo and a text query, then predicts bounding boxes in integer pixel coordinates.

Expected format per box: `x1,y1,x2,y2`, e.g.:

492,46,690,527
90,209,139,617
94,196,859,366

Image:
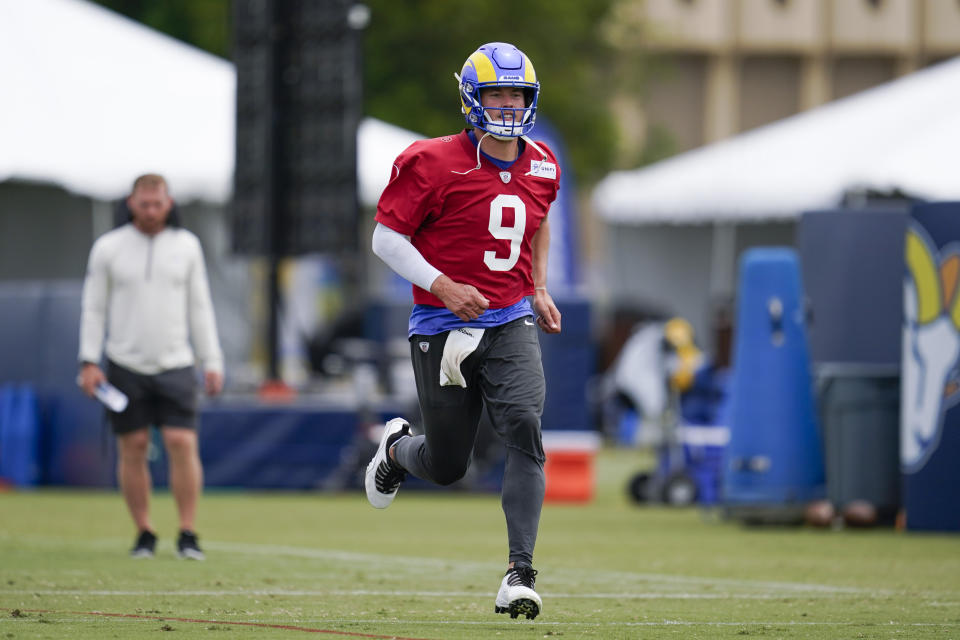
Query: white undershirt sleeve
372,223,442,293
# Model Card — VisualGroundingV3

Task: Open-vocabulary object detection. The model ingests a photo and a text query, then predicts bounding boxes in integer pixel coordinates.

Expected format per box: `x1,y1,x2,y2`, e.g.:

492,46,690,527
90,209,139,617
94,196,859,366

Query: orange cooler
542,430,601,503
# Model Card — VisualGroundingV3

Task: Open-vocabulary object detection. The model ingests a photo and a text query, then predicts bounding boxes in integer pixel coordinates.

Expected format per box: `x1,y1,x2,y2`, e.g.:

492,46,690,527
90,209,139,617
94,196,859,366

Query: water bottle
94,382,129,413
77,374,129,413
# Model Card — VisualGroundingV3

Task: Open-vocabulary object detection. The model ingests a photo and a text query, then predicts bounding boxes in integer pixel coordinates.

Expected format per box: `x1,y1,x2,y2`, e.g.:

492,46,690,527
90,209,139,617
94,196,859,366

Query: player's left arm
531,217,561,333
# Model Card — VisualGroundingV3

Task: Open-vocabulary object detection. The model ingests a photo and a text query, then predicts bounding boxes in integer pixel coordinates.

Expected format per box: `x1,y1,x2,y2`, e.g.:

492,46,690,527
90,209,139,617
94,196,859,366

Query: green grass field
1,447,958,639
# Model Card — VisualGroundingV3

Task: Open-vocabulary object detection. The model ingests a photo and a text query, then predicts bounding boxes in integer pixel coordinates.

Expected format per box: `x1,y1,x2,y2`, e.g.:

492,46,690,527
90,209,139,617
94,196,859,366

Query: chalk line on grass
2,610,957,631
0,588,883,600
1,535,926,600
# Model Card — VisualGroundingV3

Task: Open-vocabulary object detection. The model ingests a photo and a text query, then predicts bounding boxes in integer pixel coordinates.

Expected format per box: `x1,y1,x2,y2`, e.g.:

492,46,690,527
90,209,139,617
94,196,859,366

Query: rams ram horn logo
902,224,960,473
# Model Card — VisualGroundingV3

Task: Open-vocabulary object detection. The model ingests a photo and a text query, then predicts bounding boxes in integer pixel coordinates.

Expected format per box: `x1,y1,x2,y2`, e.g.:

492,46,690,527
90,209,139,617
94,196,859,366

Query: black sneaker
130,530,156,558
176,530,205,560
495,565,541,619
364,418,410,509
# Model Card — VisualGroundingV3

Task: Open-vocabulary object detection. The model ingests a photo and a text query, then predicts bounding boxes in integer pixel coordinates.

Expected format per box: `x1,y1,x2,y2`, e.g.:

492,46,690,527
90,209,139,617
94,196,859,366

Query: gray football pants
393,316,546,567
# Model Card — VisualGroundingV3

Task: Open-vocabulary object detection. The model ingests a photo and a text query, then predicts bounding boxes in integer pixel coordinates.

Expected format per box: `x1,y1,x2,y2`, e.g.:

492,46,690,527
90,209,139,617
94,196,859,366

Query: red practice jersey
376,130,561,308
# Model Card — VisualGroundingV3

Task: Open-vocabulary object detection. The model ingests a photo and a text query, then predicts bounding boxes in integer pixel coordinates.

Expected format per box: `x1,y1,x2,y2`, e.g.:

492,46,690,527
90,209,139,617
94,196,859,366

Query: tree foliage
362,0,619,184
90,0,623,184
91,0,231,59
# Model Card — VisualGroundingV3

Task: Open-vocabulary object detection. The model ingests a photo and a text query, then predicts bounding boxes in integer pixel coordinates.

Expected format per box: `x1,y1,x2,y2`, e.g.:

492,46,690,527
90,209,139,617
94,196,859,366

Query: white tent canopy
593,55,960,225
0,0,421,205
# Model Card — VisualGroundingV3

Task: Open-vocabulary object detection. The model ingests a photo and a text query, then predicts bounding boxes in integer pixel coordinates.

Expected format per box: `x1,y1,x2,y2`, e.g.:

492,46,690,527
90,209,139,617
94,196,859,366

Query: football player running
366,42,562,620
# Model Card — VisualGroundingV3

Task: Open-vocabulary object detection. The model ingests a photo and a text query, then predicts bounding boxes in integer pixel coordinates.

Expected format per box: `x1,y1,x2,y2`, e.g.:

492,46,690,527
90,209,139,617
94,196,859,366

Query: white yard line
204,540,888,595
298,620,960,628
0,588,884,599
3,535,940,600
0,616,956,629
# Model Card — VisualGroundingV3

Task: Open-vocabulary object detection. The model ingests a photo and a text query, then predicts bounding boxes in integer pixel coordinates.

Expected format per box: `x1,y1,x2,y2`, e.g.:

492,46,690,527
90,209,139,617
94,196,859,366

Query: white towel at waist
440,327,485,387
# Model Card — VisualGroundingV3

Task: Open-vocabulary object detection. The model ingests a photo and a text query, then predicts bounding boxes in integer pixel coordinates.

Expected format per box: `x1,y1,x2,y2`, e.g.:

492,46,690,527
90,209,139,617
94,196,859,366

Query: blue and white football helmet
456,42,539,139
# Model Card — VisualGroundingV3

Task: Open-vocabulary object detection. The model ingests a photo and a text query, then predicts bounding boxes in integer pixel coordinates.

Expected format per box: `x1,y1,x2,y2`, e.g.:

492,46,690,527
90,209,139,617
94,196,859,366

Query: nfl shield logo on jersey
419,341,429,353
499,171,511,184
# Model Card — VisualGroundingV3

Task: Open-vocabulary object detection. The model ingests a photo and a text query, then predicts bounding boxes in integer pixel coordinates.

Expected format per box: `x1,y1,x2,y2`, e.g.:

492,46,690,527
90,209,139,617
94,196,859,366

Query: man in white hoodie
78,174,223,560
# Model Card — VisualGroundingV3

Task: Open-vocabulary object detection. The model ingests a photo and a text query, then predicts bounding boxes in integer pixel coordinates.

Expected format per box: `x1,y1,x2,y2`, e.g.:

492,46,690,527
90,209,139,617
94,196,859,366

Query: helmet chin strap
451,131,548,177
451,131,492,176
521,136,548,161
450,131,547,176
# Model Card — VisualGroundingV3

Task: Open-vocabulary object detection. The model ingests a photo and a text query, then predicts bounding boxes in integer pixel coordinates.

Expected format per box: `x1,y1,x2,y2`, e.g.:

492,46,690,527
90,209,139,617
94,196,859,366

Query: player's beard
133,212,169,236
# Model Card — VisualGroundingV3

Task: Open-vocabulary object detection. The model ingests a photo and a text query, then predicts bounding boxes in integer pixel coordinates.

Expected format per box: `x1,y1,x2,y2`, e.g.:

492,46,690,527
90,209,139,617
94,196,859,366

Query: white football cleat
495,565,541,620
364,418,410,509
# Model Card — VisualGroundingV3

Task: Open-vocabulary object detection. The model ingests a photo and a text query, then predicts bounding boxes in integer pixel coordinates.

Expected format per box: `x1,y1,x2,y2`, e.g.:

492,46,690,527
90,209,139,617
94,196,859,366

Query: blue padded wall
539,297,593,431
0,281,594,489
199,404,361,489
0,385,40,486
0,281,114,487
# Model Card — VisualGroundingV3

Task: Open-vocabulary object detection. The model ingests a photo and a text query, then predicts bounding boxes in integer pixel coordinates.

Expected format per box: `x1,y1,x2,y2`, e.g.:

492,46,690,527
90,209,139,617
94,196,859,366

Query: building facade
609,0,960,164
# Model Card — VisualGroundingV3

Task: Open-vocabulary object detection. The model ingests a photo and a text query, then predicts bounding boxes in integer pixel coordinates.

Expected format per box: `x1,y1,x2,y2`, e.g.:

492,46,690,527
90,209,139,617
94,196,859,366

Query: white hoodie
79,223,223,376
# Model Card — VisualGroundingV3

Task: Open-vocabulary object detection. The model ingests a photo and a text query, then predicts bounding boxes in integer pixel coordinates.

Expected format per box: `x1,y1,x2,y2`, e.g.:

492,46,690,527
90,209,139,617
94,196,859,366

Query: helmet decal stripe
468,51,497,84
523,54,536,83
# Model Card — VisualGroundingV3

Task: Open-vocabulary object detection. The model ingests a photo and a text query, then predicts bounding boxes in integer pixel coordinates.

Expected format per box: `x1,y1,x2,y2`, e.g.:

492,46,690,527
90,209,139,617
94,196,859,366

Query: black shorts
106,360,198,434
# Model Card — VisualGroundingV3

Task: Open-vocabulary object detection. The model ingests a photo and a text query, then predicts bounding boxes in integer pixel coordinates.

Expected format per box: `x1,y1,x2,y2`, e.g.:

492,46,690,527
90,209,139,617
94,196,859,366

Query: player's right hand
77,363,106,397
431,275,490,321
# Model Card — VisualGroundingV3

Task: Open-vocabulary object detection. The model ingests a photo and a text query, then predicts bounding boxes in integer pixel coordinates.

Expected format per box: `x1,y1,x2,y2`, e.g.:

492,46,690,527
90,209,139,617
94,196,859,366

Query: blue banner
902,201,960,531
